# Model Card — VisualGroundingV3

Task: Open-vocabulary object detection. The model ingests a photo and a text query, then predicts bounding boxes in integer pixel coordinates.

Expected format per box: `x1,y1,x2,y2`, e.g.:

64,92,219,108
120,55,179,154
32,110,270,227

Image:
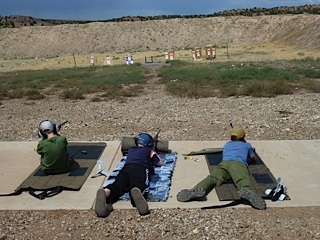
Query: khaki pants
195,160,255,193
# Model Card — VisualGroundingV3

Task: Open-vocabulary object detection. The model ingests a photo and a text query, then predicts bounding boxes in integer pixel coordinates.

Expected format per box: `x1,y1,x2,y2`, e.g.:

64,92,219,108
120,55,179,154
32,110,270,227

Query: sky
0,0,319,21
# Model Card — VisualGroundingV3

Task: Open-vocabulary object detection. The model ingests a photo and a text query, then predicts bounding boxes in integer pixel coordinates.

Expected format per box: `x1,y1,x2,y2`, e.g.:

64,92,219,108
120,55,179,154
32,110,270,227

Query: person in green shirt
36,120,73,175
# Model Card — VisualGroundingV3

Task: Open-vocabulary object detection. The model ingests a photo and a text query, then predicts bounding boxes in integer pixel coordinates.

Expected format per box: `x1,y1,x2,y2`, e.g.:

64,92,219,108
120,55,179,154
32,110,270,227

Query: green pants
195,160,255,193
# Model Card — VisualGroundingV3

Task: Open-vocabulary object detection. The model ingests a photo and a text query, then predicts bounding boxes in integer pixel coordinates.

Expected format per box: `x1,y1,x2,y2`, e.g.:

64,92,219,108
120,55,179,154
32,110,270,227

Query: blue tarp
103,152,177,202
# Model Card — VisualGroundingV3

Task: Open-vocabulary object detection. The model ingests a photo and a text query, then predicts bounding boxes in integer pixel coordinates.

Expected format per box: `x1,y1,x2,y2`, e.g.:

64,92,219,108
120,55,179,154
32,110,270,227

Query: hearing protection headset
135,133,155,148
38,120,59,139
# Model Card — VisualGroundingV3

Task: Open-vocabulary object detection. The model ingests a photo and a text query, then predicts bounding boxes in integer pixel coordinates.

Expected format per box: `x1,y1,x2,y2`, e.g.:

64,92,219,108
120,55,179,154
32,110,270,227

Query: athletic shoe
176,187,206,202
130,187,150,216
271,185,286,201
238,188,267,210
95,189,111,218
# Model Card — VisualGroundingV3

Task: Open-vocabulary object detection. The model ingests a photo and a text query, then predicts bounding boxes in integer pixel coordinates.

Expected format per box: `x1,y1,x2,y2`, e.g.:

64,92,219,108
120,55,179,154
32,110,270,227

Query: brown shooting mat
15,142,106,193
205,150,290,201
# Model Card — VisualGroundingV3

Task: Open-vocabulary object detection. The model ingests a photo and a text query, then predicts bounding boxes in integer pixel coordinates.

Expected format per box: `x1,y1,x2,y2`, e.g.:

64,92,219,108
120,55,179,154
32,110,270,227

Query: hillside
1,4,319,25
0,14,319,59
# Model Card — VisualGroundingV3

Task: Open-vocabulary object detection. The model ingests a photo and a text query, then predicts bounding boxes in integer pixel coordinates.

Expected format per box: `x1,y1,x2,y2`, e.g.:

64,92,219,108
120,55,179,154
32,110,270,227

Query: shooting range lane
204,150,290,201
15,142,107,199
0,141,120,210
104,152,177,202
0,140,319,210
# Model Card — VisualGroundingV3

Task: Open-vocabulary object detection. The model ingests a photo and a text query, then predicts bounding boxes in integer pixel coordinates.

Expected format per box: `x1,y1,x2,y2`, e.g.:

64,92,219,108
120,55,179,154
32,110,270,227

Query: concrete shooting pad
0,141,121,210
0,140,319,211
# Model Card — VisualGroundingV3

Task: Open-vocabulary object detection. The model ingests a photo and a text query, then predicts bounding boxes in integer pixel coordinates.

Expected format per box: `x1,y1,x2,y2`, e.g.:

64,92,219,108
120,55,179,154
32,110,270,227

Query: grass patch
159,60,320,98
0,64,147,100
291,57,320,78
1,58,319,100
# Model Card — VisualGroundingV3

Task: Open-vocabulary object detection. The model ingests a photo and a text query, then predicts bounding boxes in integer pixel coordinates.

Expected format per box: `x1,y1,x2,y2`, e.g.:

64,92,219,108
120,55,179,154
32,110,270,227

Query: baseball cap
230,127,245,139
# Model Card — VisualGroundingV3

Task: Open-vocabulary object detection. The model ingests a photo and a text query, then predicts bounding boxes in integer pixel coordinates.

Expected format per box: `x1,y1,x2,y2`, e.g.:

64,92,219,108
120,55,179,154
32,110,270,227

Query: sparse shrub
302,80,320,93
26,89,45,100
100,85,123,99
0,88,8,100
6,89,25,99
91,97,103,102
61,90,85,99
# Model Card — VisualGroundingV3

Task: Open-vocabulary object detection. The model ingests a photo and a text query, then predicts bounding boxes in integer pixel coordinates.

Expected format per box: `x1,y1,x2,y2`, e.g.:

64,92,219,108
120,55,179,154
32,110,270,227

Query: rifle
153,129,161,144
152,129,161,151
58,120,68,131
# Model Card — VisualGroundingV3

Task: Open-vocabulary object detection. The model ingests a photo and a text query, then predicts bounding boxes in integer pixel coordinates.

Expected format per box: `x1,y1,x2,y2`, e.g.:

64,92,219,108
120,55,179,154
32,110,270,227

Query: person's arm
36,141,43,155
155,157,164,167
150,150,163,167
248,144,257,163
250,152,257,162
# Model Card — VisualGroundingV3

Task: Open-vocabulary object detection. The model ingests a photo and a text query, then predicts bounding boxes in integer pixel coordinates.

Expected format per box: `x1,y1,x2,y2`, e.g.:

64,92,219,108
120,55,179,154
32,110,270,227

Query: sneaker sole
238,188,266,210
95,189,108,218
130,187,149,215
177,188,206,202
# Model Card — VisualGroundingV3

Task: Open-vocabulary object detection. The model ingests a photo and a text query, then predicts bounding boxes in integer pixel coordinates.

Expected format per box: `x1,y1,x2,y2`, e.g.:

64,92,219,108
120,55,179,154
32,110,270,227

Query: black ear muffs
52,123,59,135
38,129,47,139
145,133,155,147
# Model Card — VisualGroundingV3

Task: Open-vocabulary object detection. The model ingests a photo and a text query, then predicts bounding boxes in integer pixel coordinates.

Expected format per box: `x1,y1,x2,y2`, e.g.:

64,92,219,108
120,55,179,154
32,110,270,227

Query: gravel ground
0,69,319,142
1,207,320,240
0,68,320,239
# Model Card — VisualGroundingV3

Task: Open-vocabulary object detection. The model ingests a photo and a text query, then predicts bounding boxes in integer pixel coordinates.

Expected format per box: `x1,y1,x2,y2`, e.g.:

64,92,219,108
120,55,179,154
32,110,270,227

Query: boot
176,187,206,202
238,188,266,210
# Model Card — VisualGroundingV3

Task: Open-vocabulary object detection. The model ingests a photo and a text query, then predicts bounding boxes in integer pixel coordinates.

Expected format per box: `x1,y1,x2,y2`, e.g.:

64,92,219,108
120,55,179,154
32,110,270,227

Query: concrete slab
0,141,120,210
0,140,319,211
113,141,224,210
112,140,320,210
252,140,320,207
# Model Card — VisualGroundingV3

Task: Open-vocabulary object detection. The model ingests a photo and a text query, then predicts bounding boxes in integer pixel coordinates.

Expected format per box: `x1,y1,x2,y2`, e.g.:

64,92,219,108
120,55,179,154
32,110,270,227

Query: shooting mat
205,149,290,201
15,142,106,193
103,151,177,202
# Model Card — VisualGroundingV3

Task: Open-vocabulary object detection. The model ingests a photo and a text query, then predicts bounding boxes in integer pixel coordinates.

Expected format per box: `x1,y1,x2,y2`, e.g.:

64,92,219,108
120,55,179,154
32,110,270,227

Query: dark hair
43,129,52,134
231,135,245,141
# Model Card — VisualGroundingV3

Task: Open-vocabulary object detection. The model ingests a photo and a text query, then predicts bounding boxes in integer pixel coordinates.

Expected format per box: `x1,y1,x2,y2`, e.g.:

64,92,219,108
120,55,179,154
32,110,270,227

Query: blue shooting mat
103,152,177,202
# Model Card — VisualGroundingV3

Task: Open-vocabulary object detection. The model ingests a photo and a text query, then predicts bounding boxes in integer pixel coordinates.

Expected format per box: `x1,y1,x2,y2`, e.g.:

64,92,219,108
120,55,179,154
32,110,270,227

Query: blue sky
0,0,318,20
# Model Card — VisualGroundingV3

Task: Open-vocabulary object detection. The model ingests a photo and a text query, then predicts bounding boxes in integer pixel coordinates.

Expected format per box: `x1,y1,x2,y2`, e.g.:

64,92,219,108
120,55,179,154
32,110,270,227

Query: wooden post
227,44,229,58
73,52,77,67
